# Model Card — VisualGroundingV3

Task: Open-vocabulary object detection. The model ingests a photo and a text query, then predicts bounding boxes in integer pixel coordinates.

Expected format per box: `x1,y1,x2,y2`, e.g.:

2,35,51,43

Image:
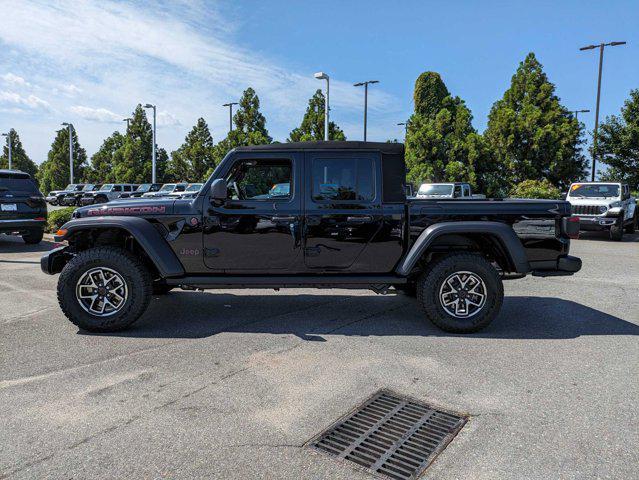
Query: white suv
566,182,637,241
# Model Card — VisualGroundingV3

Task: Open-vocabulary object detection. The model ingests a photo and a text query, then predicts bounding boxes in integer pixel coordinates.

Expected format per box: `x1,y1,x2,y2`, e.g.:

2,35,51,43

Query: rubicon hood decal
86,205,166,216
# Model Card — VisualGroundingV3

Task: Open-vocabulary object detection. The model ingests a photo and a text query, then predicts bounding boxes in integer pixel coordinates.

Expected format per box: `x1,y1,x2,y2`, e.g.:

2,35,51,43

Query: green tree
86,131,124,183
484,53,587,191
37,127,87,193
112,105,168,183
0,128,38,177
510,179,561,199
597,89,639,188
288,89,346,142
168,118,216,182
210,88,272,173
405,72,482,190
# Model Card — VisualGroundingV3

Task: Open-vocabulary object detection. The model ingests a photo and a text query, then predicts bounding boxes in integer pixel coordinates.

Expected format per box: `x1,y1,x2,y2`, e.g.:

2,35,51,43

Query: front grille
572,204,604,216
311,390,466,480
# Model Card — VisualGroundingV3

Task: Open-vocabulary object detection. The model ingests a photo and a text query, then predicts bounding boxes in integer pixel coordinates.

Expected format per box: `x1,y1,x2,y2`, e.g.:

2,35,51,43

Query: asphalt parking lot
1,232,637,479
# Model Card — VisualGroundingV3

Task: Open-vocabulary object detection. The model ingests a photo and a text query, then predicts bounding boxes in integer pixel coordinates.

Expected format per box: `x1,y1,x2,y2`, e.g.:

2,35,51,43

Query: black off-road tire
624,214,637,234
416,252,504,333
57,247,152,332
610,217,624,241
22,228,44,244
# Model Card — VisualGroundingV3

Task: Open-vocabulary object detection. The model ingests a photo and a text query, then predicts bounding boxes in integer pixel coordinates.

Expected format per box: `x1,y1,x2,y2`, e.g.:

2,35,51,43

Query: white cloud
70,105,121,123
55,84,83,97
157,111,181,127
0,90,50,111
1,73,31,88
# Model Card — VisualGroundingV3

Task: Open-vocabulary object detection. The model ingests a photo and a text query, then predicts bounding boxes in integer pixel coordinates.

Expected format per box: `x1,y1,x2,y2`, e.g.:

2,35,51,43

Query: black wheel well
67,227,160,278
411,233,516,276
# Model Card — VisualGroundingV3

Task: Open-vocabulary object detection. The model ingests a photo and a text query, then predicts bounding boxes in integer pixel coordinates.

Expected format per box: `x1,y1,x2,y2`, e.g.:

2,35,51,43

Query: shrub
46,207,75,233
509,179,561,200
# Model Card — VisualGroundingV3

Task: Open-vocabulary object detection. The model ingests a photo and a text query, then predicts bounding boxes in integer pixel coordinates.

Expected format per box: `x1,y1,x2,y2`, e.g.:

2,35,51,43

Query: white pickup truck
416,182,485,199
566,182,637,241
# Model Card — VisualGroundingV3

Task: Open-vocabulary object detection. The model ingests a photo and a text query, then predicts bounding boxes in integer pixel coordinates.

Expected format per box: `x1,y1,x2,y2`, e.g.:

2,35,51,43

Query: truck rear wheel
57,247,152,332
417,253,503,333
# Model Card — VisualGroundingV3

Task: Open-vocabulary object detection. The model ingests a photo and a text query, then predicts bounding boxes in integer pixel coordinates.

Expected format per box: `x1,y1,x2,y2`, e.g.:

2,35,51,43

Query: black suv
0,170,47,244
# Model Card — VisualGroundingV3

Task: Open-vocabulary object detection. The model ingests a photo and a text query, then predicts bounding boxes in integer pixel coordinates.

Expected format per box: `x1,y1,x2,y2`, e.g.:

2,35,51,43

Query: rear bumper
0,218,46,234
532,255,582,277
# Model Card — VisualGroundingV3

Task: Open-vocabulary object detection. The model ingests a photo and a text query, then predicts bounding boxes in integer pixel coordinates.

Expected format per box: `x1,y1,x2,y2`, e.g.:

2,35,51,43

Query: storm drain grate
311,390,466,480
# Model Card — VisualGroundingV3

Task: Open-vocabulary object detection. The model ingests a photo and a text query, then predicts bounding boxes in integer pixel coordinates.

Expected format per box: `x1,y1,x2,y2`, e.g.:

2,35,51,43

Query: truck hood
567,197,619,206
74,198,176,218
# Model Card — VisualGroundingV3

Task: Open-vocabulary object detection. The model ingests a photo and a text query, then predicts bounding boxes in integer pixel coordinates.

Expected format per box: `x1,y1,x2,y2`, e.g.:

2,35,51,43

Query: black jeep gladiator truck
42,142,581,333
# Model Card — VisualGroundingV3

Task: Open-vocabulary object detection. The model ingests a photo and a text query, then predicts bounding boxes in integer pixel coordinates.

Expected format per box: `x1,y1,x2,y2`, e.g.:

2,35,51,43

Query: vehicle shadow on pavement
0,237,57,255
93,292,639,340
577,231,639,242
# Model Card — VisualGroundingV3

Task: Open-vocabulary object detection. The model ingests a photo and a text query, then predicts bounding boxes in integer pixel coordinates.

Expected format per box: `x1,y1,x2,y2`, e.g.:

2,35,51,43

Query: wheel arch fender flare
395,221,530,276
56,216,185,278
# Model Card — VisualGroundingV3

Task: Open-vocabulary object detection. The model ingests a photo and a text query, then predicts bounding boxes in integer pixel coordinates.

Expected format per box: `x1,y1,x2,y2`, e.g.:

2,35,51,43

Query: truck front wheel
417,253,503,333
57,247,152,332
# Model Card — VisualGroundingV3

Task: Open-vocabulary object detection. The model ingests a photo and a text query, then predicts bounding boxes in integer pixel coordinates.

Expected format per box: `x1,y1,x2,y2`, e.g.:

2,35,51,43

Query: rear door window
311,158,374,202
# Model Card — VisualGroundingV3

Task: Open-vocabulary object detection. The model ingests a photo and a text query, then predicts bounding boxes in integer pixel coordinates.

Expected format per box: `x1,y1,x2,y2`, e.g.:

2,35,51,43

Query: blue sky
1,0,637,164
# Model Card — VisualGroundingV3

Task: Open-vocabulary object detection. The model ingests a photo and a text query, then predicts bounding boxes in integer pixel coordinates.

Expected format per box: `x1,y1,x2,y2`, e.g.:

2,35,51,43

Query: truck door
202,152,303,272
303,151,384,271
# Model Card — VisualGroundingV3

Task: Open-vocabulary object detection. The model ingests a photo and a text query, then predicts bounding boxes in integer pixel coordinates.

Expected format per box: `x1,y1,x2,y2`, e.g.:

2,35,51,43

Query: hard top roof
233,141,404,155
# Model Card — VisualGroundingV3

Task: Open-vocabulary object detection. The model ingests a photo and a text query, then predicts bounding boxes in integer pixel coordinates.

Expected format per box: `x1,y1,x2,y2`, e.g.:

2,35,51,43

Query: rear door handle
272,215,296,222
346,215,373,223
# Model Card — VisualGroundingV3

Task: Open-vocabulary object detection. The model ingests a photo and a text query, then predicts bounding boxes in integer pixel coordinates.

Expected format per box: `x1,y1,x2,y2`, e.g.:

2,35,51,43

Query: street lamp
354,80,379,141
143,104,157,183
314,72,330,141
222,102,238,134
61,123,74,184
572,109,590,121
397,122,408,139
123,117,131,130
1,132,11,170
579,41,626,181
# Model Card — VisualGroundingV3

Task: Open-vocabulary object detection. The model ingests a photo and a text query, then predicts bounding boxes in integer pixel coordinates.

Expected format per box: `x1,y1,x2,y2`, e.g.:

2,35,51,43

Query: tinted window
0,173,39,194
312,158,374,201
113,185,122,192
227,159,292,200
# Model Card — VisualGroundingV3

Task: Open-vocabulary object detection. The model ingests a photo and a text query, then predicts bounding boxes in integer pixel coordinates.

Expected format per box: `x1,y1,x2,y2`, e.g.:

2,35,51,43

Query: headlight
609,201,622,208
599,205,608,214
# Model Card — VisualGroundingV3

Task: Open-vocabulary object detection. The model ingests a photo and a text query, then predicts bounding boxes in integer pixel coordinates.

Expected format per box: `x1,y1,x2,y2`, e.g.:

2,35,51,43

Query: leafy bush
510,179,561,200
46,207,75,233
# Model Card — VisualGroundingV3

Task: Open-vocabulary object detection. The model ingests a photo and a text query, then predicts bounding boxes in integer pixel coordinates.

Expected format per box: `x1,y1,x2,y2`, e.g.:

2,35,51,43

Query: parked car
168,183,203,199
0,169,46,244
43,141,581,334
142,183,187,198
80,184,138,205
416,182,485,199
130,183,163,198
566,182,637,240
59,184,102,206
46,184,85,205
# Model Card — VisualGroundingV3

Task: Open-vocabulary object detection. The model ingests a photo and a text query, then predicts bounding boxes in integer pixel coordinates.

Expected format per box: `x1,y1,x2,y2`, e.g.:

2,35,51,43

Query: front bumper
80,197,95,205
0,218,46,234
532,255,582,277
576,215,618,231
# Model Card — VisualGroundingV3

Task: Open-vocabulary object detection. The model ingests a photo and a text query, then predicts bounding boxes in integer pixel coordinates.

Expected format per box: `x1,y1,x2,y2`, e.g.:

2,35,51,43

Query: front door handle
346,215,373,224
272,215,296,222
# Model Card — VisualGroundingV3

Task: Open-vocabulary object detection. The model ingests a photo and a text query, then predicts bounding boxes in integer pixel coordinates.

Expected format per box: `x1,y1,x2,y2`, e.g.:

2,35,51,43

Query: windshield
100,184,113,191
185,184,203,192
569,183,620,198
63,184,74,191
0,173,39,195
82,184,95,191
136,184,151,192
418,184,453,195
159,184,176,192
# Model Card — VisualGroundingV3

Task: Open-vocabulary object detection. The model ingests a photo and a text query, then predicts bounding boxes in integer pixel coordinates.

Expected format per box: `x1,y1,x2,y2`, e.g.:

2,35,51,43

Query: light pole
222,102,238,134
572,109,590,121
397,122,408,139
314,72,330,141
123,118,131,130
1,132,11,170
61,123,74,184
354,80,379,141
580,41,626,181
143,104,157,183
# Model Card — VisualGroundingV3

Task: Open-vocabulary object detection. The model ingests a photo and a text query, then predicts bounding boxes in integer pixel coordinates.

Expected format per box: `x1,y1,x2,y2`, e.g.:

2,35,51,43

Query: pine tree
288,89,346,142
597,89,639,188
168,118,216,182
484,53,587,191
37,127,87,193
405,72,481,190
86,131,124,183
0,129,38,177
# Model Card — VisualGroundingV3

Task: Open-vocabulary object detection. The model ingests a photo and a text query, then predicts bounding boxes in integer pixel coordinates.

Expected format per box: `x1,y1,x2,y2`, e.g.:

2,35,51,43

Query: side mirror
210,179,227,201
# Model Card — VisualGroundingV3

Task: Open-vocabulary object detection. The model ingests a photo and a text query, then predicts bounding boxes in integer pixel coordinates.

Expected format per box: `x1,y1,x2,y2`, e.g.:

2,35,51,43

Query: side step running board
165,275,407,289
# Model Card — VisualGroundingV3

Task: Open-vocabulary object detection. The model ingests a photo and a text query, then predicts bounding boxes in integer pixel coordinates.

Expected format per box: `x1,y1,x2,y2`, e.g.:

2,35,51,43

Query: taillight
26,196,46,208
563,216,580,239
